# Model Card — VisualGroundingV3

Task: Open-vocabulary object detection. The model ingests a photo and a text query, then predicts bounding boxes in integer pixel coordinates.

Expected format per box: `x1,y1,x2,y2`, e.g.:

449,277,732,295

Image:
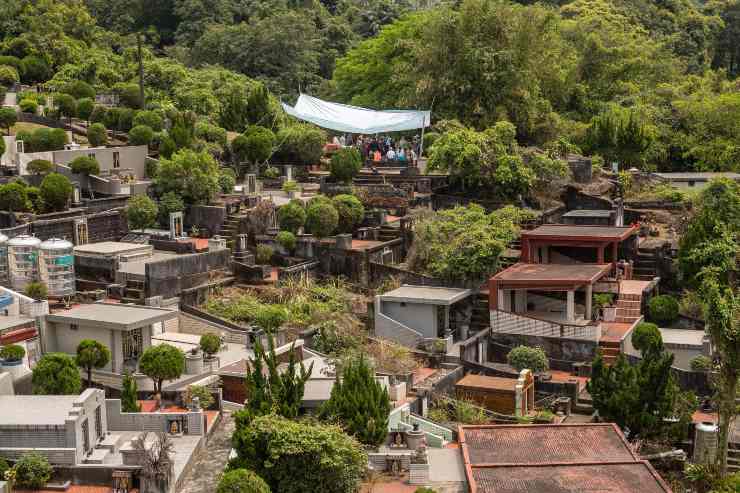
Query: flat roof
456,374,518,392
653,172,740,181
379,285,472,305
74,241,152,255
522,224,637,241
562,209,613,218
117,251,179,276
659,328,704,347
0,395,80,425
46,303,177,330
491,263,611,286
459,424,671,493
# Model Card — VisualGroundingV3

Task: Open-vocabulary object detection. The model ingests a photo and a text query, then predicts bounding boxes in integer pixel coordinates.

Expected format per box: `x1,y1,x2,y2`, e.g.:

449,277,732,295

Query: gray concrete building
0,389,108,465
652,172,740,190
42,303,177,374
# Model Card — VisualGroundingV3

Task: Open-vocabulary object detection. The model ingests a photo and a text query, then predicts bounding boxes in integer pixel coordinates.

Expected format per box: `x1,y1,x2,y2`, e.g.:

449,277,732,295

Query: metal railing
490,309,600,341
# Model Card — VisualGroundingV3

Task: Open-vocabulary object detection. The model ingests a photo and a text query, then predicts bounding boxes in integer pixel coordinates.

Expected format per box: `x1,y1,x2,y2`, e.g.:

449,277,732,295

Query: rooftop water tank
39,238,75,298
7,234,41,292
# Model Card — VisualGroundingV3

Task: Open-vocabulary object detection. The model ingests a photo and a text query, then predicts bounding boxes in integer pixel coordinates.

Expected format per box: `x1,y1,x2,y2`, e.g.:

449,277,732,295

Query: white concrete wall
52,146,148,179
380,300,437,338
0,373,12,395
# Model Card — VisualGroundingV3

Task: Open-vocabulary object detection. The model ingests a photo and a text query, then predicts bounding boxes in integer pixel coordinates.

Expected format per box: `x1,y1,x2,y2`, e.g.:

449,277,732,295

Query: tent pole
420,124,425,158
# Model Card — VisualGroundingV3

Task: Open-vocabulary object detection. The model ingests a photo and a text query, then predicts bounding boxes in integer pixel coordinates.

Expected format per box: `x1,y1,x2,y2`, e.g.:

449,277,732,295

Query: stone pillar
585,284,593,321
597,246,605,264
285,165,293,181
566,290,575,322
500,289,508,312
489,279,499,310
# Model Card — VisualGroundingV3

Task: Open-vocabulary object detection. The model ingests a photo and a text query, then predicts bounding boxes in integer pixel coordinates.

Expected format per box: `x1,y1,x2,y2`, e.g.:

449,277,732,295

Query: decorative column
489,279,499,310
585,283,593,321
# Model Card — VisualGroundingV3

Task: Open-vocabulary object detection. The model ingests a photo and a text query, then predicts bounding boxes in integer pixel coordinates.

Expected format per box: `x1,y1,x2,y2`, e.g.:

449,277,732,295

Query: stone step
615,317,640,324
599,347,620,357
84,448,109,464
617,308,641,318
618,293,641,302
97,433,122,452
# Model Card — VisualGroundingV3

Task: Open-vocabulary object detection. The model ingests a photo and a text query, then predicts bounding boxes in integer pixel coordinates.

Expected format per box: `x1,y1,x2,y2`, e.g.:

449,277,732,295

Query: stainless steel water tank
39,238,75,297
7,234,41,292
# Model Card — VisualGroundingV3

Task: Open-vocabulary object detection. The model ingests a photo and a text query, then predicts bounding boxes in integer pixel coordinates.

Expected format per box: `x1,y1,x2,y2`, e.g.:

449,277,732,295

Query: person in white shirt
339,135,346,146
386,147,396,161
408,148,417,163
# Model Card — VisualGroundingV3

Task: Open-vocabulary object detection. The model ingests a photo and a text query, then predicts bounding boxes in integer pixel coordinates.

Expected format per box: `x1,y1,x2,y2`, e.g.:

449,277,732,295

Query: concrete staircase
378,225,399,242
615,292,642,324
84,433,124,464
121,279,145,304
219,211,246,251
633,247,658,281
598,339,620,366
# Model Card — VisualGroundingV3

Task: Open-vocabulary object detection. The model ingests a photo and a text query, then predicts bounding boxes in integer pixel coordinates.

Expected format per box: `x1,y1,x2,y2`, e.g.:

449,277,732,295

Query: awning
281,94,431,134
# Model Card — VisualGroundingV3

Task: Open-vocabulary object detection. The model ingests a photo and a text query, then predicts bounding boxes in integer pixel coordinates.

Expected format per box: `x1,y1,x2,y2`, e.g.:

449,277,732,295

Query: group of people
331,134,421,165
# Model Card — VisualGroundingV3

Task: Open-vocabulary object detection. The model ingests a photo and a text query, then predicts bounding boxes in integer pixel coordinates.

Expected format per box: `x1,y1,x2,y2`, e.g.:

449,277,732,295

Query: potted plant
282,180,300,199
592,293,616,322
0,344,25,368
429,339,447,368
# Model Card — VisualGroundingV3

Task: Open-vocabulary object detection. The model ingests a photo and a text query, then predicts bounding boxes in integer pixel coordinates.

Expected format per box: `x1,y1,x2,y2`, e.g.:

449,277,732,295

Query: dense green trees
39,173,73,212
320,356,390,446
75,339,111,389
139,344,185,394
332,194,364,233
230,414,365,493
329,148,361,183
32,353,82,395
277,200,307,234
155,149,220,205
87,123,108,147
126,195,159,231
217,469,271,493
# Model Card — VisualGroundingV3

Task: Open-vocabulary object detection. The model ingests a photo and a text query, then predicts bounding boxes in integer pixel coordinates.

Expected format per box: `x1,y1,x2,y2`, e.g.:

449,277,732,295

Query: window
88,153,95,159
95,406,102,440
70,324,78,331
122,328,143,360
113,152,120,169
81,418,90,452
688,180,696,187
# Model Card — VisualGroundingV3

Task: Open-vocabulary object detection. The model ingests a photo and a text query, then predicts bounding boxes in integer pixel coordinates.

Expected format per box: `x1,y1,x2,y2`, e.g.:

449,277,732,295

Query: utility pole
137,32,145,109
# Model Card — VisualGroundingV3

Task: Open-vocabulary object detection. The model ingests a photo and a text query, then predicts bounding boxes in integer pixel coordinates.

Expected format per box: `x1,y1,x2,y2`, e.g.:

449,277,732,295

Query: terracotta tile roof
491,262,611,285
522,224,638,241
471,463,670,493
459,424,672,493
462,424,636,465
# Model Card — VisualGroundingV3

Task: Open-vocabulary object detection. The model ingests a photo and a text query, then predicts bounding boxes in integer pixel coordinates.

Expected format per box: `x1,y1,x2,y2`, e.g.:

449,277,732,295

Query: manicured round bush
219,168,237,194
157,191,184,227
200,333,221,359
0,181,30,212
277,200,306,234
76,98,95,122
18,98,37,113
255,245,273,265
27,159,53,175
128,124,154,146
126,195,158,231
32,352,81,395
25,281,48,301
55,93,76,120
263,166,280,179
276,231,296,252
232,126,275,164
217,468,271,493
631,322,663,354
274,124,326,166
332,194,365,233
329,147,362,183
506,345,548,373
0,457,9,480
89,105,107,124
69,156,100,176
20,55,52,84
14,452,52,489
649,295,679,326
133,110,165,132
39,173,73,212
87,123,108,147
62,80,95,100
0,343,25,361
690,355,712,372
282,180,299,193
0,64,19,86
305,201,338,238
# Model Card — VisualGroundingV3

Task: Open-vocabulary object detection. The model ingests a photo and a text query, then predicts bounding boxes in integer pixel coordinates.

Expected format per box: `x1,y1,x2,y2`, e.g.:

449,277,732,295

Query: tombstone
246,174,257,195
285,165,293,181
74,217,88,245
169,212,184,239
236,234,248,252
15,140,24,154
614,198,625,227
208,236,226,251
611,161,619,173
72,185,81,205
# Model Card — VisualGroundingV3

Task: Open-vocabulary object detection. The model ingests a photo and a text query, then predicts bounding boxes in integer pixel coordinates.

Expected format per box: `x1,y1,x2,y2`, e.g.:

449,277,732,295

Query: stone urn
185,349,204,375
406,424,425,451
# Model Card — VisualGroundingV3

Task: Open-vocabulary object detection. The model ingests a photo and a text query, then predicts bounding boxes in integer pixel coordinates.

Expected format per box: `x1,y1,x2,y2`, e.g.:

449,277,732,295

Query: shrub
184,384,215,410
62,80,95,100
195,121,226,145
0,64,19,86
76,97,94,122
274,124,326,166
159,136,176,158
27,159,53,175
263,166,280,179
18,98,37,113
631,322,663,354
649,295,679,326
20,55,51,84
679,290,704,319
0,343,25,361
89,105,107,124
282,180,299,193
219,168,237,194
690,355,712,372
305,201,338,238
25,281,48,301
506,345,548,373
0,457,9,480
230,414,365,493
32,352,81,395
276,231,296,252
329,147,362,183
200,333,221,359
0,107,17,133
121,371,141,412
133,110,164,132
233,126,275,164
128,124,154,146
157,191,185,227
39,173,73,212
55,93,76,120
87,123,108,147
0,181,30,211
14,452,52,489
126,195,158,231
332,194,365,233
139,344,185,394
217,468,271,493
113,82,142,109
69,156,100,176
277,200,306,234
255,245,273,265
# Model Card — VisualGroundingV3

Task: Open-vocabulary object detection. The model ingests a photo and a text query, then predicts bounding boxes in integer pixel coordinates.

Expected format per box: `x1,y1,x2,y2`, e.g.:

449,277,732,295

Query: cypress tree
121,372,141,412
320,355,391,446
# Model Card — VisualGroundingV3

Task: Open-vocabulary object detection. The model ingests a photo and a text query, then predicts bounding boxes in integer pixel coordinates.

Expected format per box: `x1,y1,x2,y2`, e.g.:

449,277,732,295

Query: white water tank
694,422,719,463
39,238,75,297
0,233,9,286
7,235,41,292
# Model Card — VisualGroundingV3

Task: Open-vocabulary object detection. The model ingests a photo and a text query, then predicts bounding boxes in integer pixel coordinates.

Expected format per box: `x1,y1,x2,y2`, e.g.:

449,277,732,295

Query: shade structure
282,94,431,134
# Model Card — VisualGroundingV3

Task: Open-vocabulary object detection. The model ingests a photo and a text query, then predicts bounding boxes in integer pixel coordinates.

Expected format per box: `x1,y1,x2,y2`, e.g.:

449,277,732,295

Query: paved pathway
178,412,235,493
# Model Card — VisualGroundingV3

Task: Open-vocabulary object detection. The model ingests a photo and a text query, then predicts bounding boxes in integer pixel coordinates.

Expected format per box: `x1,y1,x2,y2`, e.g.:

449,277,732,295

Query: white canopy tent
281,94,431,135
